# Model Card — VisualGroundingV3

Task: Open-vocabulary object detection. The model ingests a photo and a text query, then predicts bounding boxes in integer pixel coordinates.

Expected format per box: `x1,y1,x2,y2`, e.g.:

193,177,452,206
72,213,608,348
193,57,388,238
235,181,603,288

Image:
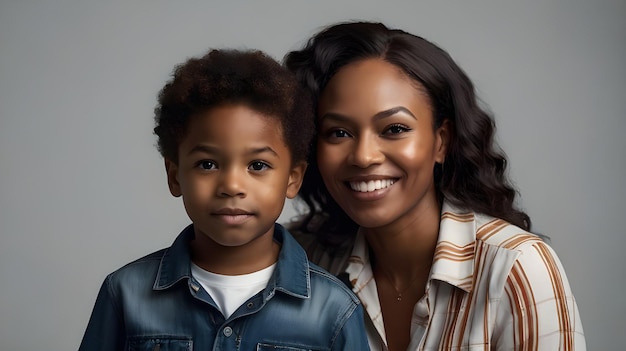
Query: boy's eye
383,124,411,135
198,160,217,170
249,161,270,171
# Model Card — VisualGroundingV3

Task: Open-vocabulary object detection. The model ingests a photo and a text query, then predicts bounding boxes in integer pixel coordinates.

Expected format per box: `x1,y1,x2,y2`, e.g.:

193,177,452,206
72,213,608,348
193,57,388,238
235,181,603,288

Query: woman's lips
340,178,399,202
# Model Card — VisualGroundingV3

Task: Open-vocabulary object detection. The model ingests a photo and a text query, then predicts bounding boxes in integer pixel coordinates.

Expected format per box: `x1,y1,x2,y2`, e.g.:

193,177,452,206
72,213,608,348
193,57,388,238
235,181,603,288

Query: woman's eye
249,161,270,171
198,161,217,170
384,124,411,135
334,130,349,138
326,129,351,138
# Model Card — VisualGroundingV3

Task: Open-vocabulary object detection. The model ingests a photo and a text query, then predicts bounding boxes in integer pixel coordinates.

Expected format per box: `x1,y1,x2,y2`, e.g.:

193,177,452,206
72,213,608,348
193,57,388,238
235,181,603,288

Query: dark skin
166,105,306,275
365,188,439,351
317,58,449,351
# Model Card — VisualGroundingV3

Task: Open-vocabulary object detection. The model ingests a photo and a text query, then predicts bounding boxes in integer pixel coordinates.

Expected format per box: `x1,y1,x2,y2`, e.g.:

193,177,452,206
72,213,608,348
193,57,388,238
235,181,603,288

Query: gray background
1,1,624,350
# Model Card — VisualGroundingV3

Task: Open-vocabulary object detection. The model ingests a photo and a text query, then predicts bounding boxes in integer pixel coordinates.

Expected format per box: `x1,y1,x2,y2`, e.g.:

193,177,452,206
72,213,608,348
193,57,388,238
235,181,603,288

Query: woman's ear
165,159,182,197
286,161,307,199
435,119,451,164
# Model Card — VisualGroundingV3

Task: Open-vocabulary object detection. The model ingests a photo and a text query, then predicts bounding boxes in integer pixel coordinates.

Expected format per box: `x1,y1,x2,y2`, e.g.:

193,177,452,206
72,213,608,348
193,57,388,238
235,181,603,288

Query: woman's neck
362,197,441,284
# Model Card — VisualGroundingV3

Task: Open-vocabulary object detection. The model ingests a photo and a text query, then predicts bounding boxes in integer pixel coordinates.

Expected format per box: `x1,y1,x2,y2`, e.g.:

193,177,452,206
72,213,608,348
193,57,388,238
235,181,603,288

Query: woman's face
317,58,448,229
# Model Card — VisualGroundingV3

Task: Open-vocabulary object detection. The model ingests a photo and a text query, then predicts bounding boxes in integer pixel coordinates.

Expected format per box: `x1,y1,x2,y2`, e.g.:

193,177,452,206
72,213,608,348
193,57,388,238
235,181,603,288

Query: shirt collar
430,200,476,292
153,223,311,298
345,199,477,293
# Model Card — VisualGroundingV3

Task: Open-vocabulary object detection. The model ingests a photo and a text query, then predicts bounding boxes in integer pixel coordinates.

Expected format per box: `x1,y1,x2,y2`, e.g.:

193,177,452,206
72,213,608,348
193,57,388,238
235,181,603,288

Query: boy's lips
211,208,254,225
212,208,253,215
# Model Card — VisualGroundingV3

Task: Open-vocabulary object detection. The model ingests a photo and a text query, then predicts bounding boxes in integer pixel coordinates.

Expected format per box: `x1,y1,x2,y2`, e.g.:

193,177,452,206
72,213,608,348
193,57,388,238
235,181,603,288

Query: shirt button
247,302,254,308
223,326,233,337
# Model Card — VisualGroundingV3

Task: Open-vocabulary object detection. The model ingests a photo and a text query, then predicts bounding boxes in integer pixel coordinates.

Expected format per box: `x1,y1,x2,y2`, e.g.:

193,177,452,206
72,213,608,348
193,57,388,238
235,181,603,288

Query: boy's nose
217,169,246,197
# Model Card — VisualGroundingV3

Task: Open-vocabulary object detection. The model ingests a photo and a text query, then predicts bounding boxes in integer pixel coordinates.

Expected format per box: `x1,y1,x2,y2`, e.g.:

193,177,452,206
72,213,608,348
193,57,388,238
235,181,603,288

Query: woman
285,21,585,350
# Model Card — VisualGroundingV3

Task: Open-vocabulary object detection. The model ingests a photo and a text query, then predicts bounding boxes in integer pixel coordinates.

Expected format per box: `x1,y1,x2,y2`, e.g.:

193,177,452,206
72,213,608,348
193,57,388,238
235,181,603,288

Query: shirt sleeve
330,301,371,351
78,275,125,351
493,241,586,350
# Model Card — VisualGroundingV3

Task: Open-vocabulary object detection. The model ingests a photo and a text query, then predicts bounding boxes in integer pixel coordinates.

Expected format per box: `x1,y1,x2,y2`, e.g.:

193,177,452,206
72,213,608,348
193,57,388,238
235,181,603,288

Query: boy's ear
165,159,182,197
434,119,451,164
286,161,307,199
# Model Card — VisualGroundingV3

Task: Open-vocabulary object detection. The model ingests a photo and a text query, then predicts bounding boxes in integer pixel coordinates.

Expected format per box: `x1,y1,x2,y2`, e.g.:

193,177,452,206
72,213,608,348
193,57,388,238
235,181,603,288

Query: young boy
79,49,369,350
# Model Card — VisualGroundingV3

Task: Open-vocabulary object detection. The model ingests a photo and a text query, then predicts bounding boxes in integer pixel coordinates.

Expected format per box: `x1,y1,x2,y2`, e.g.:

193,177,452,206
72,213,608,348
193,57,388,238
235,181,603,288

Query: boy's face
165,104,305,250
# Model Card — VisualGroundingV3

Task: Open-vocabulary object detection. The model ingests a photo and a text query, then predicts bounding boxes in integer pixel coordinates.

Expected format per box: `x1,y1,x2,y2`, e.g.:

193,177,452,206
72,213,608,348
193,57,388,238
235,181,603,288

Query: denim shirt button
247,302,254,308
223,326,233,337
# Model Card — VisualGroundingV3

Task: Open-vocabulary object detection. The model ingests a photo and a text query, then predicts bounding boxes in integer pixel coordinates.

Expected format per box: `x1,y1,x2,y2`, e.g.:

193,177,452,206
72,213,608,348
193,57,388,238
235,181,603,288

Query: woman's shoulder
473,211,547,251
470,212,573,291
467,215,584,348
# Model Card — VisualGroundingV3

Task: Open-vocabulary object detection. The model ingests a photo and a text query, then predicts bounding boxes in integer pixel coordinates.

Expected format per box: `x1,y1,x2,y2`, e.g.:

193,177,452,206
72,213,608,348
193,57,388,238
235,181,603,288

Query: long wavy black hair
284,21,530,245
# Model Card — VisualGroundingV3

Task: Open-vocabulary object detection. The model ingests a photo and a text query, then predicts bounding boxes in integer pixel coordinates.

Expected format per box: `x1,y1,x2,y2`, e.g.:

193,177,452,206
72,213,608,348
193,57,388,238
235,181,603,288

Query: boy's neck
190,231,280,275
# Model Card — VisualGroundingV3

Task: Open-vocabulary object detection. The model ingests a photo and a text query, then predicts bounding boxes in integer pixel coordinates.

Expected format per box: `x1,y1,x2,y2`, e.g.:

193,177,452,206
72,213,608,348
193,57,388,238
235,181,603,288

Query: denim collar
153,223,311,299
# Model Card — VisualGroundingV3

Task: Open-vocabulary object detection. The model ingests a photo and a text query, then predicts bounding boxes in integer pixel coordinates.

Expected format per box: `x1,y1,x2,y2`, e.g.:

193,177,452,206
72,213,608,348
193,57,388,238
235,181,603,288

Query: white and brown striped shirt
297,201,586,350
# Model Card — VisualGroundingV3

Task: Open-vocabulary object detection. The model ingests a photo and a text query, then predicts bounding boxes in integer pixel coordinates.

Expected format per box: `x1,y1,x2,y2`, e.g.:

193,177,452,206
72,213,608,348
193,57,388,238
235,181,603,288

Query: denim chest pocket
127,336,192,351
257,343,316,351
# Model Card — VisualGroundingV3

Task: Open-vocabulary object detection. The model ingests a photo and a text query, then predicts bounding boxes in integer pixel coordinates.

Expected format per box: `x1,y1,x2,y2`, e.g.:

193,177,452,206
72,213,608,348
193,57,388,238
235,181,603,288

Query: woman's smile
348,178,397,193
343,178,399,202
317,58,447,229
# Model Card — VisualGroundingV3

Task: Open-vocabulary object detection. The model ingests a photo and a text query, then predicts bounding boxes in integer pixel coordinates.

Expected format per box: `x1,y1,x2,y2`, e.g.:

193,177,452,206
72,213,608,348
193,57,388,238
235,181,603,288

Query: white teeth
349,179,396,192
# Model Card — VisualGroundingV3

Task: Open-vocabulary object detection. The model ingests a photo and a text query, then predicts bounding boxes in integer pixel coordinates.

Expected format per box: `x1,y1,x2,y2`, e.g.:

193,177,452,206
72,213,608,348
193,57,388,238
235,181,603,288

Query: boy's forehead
193,104,284,128
181,105,290,151
189,106,283,134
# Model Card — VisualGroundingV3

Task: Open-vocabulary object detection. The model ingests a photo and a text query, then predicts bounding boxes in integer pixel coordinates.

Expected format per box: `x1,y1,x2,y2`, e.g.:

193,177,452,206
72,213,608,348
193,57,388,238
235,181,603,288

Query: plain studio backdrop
0,1,624,350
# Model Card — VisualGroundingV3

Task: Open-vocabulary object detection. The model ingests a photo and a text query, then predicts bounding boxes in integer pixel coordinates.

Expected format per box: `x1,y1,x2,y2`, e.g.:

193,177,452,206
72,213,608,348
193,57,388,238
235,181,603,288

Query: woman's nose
348,135,384,168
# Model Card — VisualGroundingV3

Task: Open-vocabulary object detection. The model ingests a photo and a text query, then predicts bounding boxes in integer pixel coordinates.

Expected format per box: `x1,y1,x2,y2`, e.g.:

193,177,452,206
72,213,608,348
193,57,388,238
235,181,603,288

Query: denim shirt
79,223,369,351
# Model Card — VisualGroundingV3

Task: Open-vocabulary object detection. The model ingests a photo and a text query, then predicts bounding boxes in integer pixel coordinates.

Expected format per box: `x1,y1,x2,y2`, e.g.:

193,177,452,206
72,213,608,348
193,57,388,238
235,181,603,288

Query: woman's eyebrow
372,106,417,121
319,106,416,122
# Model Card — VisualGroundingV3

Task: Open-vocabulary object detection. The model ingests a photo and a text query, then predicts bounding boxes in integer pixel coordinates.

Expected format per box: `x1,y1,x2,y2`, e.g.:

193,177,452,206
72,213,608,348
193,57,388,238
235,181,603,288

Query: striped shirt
296,201,586,350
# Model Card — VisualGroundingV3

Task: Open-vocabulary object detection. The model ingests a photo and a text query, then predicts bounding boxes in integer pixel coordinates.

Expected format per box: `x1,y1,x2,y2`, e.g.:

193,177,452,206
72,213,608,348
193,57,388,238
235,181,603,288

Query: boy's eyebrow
188,145,279,157
247,146,279,157
188,144,219,155
319,106,417,122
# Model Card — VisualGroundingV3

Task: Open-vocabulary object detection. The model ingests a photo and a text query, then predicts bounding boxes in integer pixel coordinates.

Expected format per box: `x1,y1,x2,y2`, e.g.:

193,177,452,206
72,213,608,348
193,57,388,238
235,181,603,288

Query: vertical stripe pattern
296,200,586,350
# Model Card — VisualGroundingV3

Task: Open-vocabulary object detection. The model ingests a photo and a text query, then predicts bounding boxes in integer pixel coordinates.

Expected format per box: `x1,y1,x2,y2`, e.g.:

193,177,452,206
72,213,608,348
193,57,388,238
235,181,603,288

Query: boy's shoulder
119,248,167,269
306,261,359,303
104,225,195,287
278,224,360,305
105,248,168,287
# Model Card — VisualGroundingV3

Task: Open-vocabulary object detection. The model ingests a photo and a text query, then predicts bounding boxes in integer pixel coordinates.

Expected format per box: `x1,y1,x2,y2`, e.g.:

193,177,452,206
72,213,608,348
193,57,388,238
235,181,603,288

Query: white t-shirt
191,263,276,319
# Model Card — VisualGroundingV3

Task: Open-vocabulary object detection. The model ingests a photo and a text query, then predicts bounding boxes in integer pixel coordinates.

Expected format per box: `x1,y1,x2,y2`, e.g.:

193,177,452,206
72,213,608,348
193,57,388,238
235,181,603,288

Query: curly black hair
284,21,530,244
154,49,314,165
